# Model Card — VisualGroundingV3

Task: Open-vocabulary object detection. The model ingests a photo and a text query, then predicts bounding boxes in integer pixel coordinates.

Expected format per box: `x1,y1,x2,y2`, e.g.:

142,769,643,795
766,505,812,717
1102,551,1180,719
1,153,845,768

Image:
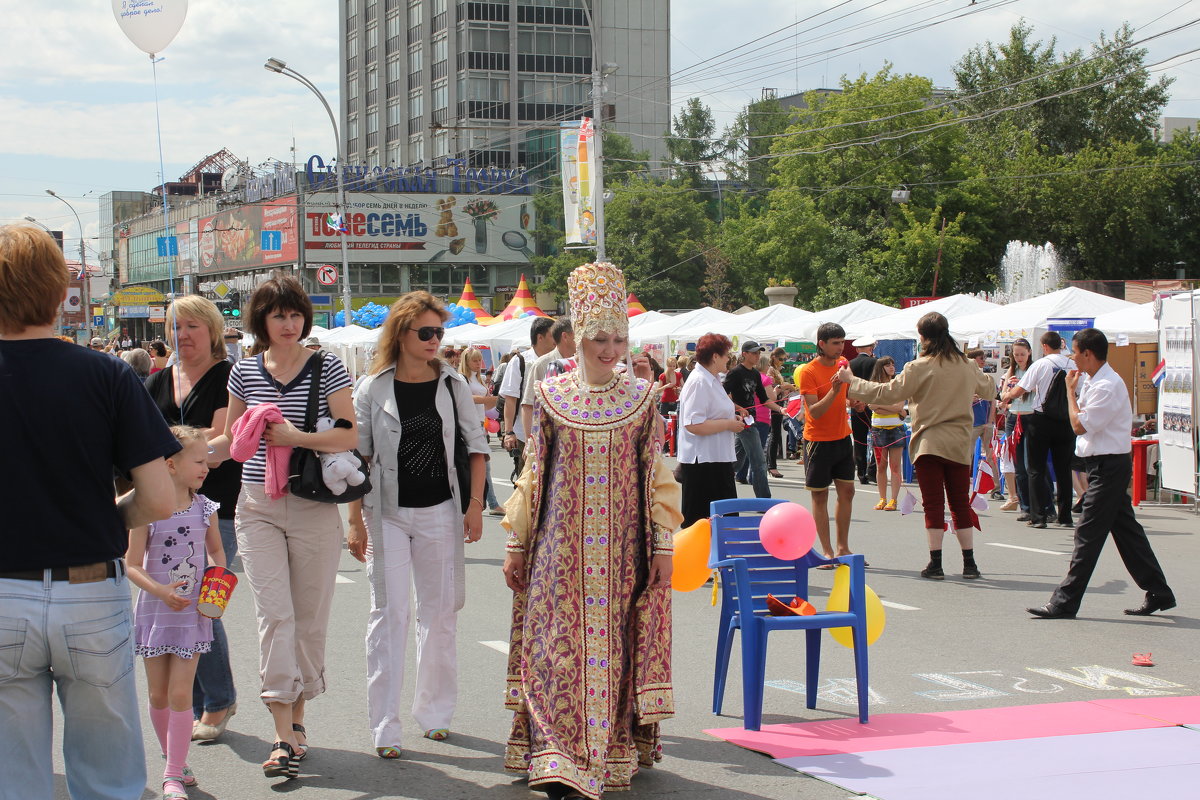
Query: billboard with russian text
197,196,299,274
305,192,533,264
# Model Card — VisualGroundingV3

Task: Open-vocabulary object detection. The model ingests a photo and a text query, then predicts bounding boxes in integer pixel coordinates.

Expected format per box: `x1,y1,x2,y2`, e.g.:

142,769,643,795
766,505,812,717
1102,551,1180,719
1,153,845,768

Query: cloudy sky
3,0,1198,256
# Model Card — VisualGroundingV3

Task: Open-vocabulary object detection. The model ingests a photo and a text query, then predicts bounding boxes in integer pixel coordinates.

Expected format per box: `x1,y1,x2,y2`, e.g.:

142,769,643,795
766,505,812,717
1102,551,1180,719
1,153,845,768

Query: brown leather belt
0,560,122,583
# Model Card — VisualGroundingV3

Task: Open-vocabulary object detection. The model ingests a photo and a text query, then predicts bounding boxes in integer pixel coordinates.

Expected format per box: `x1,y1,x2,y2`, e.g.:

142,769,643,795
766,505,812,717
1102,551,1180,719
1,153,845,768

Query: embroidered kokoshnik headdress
568,261,628,341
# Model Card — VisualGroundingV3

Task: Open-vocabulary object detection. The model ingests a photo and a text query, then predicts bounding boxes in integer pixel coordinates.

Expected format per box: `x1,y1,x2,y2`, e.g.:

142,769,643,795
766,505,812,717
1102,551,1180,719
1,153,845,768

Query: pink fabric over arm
230,402,293,499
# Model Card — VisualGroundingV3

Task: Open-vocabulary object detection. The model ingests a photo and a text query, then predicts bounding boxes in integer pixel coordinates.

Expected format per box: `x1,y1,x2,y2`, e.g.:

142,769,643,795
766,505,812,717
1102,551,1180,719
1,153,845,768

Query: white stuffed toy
314,417,366,494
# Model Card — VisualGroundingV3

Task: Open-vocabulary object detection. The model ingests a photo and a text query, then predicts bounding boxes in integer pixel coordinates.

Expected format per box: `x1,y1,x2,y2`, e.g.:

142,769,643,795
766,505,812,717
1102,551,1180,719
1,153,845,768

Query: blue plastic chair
709,498,870,730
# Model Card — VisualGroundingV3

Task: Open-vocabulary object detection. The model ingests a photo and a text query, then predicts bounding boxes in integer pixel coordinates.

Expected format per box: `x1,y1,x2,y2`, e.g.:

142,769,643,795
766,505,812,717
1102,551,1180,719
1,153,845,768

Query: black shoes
1124,596,1177,616
1026,604,1076,619
962,564,981,580
1016,513,1031,522
1056,517,1074,528
920,564,945,580
1027,517,1048,529
1072,500,1084,514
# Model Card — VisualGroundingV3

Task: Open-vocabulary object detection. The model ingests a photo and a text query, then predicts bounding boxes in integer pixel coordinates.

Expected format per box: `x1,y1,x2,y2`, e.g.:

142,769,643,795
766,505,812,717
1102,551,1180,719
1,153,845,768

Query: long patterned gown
502,369,682,799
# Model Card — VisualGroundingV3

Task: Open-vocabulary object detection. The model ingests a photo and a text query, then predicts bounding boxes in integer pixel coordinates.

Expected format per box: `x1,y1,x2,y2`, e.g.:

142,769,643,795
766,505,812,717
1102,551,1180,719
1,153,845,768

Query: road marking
480,640,510,654
335,574,355,583
881,600,921,611
987,542,1069,556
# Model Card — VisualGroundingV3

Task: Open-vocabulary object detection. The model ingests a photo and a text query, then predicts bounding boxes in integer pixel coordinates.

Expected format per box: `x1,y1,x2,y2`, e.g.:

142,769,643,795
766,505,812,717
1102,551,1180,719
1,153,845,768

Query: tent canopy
845,294,999,341
1093,302,1157,344
950,287,1136,341
320,324,377,345
628,307,737,343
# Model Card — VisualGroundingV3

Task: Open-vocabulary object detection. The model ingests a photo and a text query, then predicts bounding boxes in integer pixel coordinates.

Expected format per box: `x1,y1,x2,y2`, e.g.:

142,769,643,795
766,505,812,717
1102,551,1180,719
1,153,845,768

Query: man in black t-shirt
724,340,782,498
848,337,879,485
0,224,179,799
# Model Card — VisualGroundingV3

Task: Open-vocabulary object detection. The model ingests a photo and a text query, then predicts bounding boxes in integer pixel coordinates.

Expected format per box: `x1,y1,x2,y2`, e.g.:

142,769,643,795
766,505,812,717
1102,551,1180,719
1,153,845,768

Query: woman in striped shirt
214,273,357,780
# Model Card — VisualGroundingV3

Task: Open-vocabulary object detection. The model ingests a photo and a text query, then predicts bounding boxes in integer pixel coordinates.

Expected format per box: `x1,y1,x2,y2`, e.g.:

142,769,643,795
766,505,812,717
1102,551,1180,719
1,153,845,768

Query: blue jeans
734,423,772,498
192,518,238,717
0,566,146,800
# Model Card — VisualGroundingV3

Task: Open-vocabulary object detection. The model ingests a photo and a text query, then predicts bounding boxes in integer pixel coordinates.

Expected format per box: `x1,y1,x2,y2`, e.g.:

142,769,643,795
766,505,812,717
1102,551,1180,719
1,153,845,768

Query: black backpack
1041,366,1070,422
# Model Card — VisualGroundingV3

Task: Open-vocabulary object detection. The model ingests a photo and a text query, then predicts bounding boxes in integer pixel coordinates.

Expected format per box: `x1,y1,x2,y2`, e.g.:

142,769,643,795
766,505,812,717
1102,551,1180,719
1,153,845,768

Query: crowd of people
0,221,1177,800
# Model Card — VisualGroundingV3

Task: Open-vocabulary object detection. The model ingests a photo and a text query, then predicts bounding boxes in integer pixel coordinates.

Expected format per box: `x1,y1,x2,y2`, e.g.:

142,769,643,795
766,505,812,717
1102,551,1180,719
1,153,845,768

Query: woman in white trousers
347,291,487,758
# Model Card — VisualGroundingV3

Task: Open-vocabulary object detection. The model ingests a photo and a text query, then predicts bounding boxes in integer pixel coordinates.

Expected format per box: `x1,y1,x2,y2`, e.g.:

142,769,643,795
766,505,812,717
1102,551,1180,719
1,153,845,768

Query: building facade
340,0,670,173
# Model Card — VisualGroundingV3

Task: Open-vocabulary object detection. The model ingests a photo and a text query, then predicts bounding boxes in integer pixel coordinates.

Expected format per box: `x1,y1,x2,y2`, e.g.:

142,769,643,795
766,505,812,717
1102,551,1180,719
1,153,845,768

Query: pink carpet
703,697,1200,759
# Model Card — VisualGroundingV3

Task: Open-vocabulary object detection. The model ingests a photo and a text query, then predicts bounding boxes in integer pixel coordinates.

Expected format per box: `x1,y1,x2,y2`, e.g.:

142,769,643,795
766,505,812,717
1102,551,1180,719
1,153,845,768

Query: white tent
320,324,377,344
720,304,816,339
627,310,669,331
439,322,486,347
753,299,895,342
845,294,999,341
628,307,737,343
1094,302,1157,344
950,287,1136,342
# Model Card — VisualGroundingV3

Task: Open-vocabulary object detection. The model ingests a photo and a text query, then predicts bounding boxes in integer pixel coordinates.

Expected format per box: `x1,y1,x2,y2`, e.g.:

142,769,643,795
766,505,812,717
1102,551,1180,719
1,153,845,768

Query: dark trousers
1024,412,1076,523
1006,414,1035,512
680,460,737,528
734,422,771,497
1049,453,1173,614
913,454,976,533
850,409,875,482
767,412,783,470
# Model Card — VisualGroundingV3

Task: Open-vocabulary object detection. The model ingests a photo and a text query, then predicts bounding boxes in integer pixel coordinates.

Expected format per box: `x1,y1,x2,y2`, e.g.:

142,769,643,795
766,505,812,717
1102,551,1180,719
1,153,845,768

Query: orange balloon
671,518,712,592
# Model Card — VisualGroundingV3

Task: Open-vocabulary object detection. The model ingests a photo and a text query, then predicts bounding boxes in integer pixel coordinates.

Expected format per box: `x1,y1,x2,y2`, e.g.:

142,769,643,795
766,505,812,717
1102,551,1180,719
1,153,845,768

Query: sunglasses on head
411,326,445,341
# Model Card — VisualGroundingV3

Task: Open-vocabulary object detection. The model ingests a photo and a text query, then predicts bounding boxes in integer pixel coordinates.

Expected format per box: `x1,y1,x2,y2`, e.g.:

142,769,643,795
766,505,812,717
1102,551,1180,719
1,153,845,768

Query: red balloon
484,417,500,434
759,502,818,560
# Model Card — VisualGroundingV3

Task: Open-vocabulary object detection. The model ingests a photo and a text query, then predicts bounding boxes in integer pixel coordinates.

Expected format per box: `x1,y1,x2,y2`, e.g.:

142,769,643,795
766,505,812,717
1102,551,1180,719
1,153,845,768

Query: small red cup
197,566,237,619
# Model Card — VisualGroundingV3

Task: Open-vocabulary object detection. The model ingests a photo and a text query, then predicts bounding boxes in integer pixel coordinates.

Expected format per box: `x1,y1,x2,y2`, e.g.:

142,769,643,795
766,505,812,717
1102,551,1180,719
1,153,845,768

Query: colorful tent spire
497,274,550,320
455,278,495,323
626,292,647,317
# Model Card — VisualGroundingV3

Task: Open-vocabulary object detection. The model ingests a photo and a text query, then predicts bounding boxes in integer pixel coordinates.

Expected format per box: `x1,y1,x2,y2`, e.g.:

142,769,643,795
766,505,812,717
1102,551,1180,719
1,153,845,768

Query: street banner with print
561,119,597,245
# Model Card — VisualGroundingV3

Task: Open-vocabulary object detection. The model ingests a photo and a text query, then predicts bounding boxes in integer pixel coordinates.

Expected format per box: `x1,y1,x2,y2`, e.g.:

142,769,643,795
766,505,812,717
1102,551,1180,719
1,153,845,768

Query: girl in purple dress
126,427,227,799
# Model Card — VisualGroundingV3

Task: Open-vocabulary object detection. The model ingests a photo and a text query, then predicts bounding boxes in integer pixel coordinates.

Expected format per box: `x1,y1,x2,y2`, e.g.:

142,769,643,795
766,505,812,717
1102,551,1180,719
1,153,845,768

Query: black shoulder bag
288,351,372,503
445,375,472,513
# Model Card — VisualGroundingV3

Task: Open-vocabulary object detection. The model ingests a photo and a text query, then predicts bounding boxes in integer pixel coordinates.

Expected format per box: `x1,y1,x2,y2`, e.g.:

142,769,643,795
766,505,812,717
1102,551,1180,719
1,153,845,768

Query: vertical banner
561,118,597,245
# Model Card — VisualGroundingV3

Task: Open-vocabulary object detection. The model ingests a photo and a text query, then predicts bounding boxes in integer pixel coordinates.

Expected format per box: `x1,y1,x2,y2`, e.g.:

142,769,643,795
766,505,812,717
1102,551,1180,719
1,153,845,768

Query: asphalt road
46,445,1197,799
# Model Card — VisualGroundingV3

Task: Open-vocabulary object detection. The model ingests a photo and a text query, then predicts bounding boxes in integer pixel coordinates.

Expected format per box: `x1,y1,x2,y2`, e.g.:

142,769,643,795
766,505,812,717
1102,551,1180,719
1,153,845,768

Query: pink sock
164,709,193,779
148,704,170,757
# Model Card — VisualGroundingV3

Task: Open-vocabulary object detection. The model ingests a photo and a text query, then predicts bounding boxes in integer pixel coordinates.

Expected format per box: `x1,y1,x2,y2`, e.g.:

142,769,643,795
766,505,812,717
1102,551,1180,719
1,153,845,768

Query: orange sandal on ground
1132,652,1154,667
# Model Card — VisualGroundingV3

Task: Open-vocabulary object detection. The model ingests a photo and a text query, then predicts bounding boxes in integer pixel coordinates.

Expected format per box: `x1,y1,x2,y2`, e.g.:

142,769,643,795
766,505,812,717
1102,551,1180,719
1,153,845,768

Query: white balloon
111,0,188,55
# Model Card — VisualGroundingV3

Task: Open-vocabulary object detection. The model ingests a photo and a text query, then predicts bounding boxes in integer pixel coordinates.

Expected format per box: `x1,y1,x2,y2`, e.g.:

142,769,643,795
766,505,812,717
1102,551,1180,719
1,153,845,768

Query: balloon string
151,52,181,405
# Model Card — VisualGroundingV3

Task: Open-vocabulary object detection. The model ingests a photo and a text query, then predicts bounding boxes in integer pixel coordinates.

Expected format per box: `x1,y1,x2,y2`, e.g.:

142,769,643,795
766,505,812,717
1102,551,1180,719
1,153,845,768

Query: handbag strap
302,350,325,433
445,375,461,437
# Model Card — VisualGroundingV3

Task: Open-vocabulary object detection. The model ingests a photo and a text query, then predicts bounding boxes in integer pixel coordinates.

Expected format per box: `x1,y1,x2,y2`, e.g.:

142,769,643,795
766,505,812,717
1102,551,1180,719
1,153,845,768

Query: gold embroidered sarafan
537,369,654,432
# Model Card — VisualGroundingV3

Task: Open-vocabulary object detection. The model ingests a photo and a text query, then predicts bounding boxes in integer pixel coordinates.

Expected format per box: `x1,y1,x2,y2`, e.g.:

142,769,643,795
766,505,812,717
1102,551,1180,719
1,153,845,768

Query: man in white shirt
1027,329,1175,620
1002,331,1076,529
500,316,554,476
520,317,576,439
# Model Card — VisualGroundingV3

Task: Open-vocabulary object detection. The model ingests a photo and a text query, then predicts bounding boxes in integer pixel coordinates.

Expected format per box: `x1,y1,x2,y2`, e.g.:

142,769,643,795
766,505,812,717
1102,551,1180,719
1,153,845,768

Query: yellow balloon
671,518,712,592
825,564,886,647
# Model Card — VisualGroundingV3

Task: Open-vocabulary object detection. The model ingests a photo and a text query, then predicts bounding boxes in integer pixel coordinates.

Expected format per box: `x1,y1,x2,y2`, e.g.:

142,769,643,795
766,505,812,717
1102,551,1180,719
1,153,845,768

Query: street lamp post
264,57,353,328
581,3,617,262
45,190,91,338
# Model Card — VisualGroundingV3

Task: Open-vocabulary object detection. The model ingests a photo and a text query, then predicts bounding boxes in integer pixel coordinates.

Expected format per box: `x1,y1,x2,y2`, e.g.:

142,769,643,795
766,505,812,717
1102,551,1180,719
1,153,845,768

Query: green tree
953,21,1172,158
665,97,720,187
722,94,793,191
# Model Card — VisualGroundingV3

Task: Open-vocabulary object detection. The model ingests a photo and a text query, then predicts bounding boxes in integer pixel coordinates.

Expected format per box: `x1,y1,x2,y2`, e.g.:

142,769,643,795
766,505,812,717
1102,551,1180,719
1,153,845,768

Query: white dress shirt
1074,362,1133,457
1017,352,1074,412
677,365,737,464
499,349,536,440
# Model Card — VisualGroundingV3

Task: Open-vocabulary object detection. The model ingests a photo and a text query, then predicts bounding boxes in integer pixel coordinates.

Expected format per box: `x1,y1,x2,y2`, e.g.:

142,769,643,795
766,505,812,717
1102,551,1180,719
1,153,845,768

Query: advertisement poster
561,118,596,245
305,192,533,264
198,197,299,274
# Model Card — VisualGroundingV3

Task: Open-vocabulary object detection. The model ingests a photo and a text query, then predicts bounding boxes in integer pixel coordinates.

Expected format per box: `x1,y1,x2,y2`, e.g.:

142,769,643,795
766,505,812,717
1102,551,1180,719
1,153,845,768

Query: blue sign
93,315,104,327
308,294,333,309
261,230,283,251
156,236,178,257
1047,317,1094,333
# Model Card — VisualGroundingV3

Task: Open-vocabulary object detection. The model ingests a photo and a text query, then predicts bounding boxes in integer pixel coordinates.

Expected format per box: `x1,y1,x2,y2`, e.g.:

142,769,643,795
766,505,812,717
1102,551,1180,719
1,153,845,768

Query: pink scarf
230,402,292,499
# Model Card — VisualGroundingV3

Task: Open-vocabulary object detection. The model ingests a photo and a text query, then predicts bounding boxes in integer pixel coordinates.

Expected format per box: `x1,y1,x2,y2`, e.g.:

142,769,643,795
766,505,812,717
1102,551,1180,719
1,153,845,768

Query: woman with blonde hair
866,356,906,510
145,295,243,742
346,291,487,758
460,347,505,514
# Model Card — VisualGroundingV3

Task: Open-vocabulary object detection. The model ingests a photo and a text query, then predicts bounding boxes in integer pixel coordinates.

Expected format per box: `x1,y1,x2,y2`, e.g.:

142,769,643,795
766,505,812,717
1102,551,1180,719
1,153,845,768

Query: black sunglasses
411,326,445,341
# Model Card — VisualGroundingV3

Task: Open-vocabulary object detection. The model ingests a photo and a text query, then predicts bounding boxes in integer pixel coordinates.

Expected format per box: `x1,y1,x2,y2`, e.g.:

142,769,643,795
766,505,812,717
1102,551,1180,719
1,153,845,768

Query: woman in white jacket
346,291,487,758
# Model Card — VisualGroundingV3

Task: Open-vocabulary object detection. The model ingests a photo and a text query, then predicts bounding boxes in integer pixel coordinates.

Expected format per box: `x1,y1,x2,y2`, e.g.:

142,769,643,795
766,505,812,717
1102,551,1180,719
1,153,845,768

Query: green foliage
666,97,721,187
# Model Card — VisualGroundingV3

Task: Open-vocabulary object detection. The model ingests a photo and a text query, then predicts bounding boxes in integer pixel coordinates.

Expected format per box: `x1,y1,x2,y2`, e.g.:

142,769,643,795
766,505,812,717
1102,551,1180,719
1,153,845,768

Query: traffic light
218,291,241,319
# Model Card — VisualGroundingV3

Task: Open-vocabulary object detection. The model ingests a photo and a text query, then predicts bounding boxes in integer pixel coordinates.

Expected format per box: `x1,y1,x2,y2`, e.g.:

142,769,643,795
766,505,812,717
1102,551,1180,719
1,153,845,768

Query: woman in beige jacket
837,312,995,581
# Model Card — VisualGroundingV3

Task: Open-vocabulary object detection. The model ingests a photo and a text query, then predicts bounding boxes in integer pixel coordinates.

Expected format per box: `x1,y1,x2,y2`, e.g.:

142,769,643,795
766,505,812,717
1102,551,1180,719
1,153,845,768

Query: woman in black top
346,291,487,758
144,295,242,742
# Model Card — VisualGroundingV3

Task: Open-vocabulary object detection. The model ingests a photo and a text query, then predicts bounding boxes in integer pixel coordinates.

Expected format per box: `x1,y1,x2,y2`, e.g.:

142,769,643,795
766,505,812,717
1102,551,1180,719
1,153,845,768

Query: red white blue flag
1150,359,1167,388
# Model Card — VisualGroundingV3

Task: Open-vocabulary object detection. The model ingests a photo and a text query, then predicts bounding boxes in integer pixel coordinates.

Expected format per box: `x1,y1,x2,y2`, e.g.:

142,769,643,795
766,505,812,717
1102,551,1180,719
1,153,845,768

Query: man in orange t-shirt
799,322,856,559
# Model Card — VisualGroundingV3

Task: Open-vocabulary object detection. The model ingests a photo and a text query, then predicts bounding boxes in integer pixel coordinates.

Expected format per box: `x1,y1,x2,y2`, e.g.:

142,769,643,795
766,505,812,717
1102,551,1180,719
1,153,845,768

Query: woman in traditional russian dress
501,262,683,800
